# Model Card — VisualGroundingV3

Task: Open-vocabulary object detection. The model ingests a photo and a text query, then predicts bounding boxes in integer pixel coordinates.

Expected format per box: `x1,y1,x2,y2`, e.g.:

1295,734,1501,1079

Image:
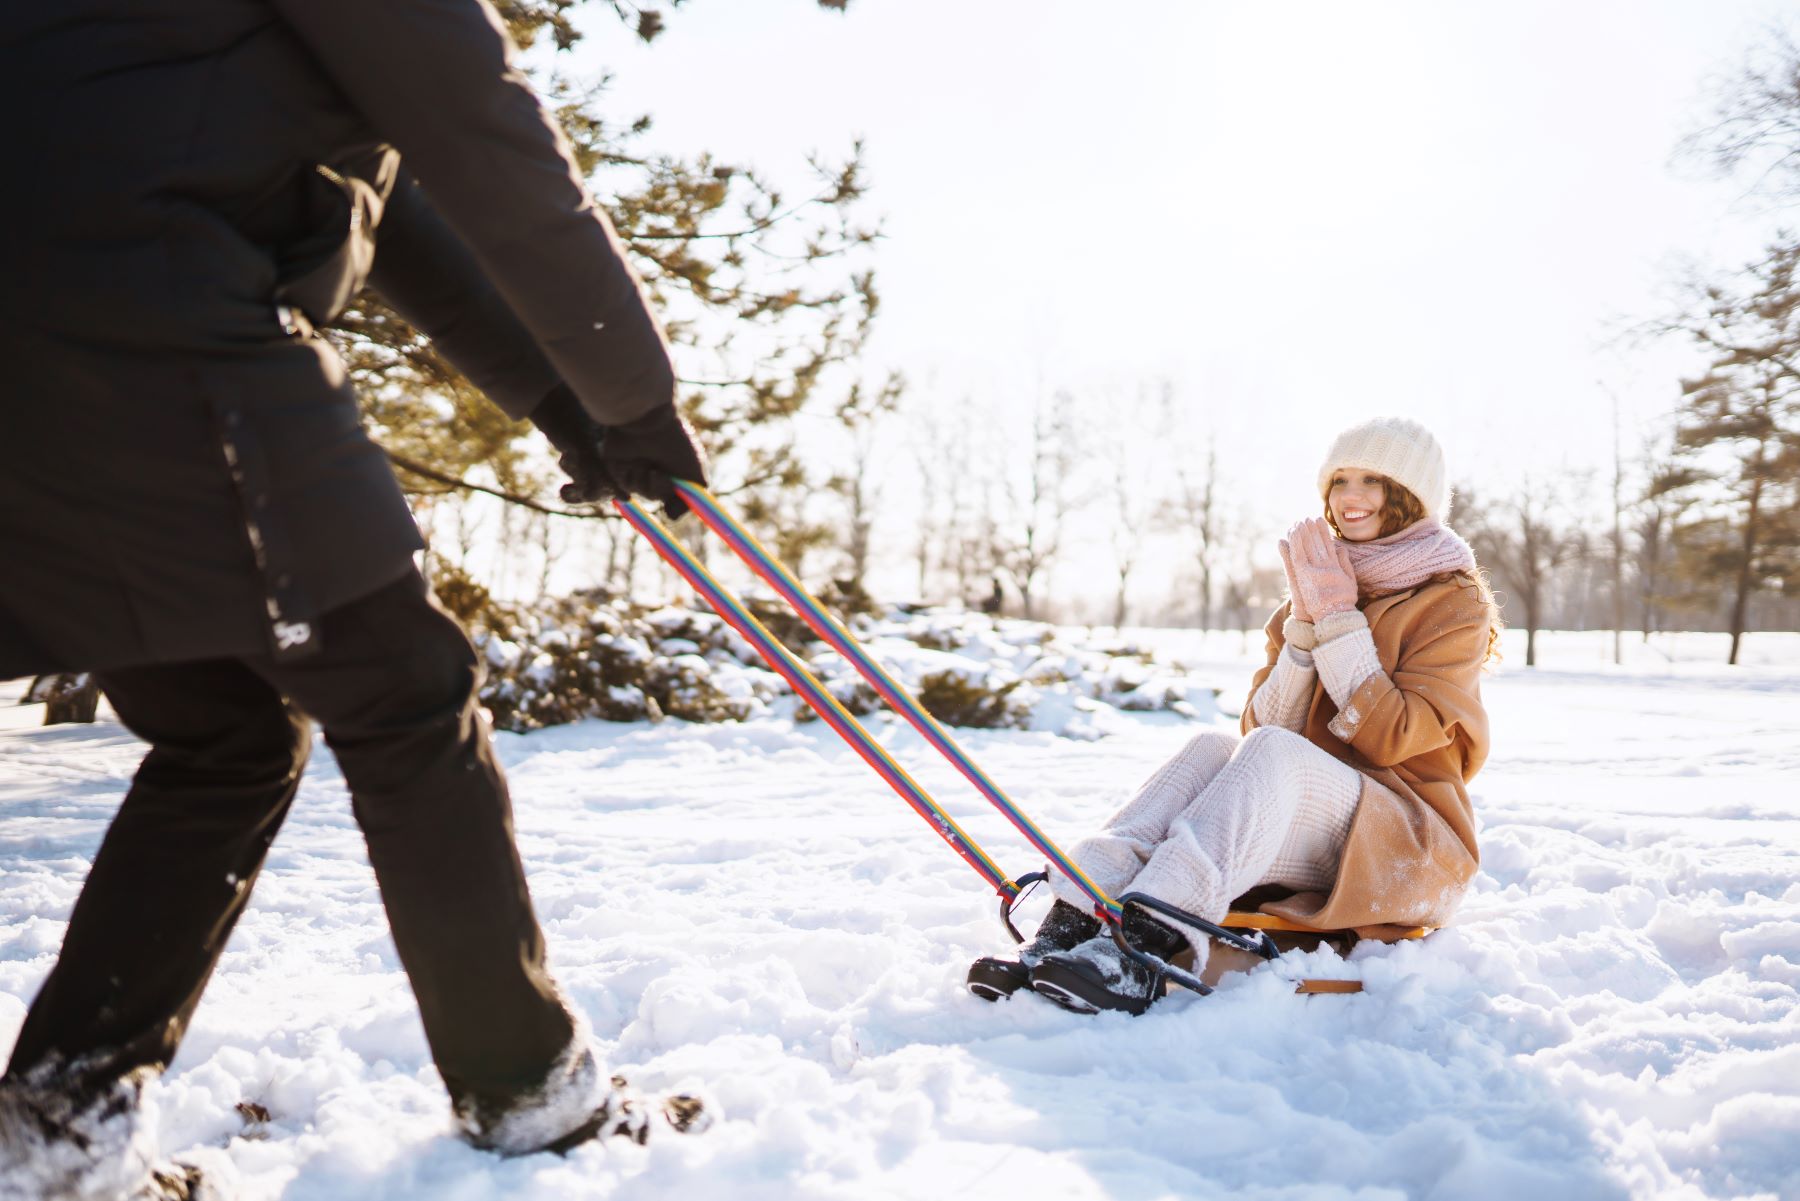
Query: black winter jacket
0,0,672,677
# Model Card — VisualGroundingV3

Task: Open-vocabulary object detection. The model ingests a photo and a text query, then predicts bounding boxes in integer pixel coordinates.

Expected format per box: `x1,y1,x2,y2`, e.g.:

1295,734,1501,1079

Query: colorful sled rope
667,479,1122,921
612,493,1019,900
617,482,1287,998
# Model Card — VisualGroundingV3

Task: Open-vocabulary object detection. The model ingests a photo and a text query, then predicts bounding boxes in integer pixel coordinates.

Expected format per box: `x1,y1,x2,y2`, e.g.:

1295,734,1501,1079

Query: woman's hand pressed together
1277,533,1314,624
1284,518,1358,618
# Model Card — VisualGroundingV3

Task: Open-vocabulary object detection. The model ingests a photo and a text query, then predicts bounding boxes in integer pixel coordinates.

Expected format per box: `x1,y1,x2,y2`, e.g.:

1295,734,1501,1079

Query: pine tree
1671,22,1800,661
1636,450,1700,641
329,1,886,596
1666,244,1800,663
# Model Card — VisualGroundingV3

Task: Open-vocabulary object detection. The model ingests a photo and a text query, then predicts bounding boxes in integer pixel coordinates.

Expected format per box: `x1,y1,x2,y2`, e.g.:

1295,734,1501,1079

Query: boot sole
966,956,1030,1002
1028,960,1155,1016
1026,975,1102,1014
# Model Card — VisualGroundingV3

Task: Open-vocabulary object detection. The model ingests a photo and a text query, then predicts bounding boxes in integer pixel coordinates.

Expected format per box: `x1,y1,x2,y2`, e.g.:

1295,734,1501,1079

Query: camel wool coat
1241,574,1491,937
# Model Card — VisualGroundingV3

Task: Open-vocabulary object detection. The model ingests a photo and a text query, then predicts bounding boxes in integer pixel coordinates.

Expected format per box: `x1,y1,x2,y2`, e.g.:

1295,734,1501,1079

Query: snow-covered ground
1,629,1796,1200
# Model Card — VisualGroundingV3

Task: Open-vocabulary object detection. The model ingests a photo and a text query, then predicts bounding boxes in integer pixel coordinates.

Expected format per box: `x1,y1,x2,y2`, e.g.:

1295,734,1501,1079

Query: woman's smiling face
1327,468,1387,542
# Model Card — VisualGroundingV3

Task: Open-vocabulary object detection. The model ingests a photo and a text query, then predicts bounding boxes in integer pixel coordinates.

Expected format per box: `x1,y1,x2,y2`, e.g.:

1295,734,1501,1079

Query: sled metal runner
619,482,1385,998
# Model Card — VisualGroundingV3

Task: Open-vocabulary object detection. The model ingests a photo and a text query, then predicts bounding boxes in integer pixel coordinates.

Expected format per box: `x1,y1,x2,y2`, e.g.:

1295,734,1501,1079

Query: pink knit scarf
1341,519,1477,599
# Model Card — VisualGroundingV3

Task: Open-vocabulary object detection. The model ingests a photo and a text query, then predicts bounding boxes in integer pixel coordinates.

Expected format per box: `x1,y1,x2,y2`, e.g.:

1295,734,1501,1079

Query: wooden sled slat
1166,913,1437,997
1185,911,1439,996
1221,910,1431,941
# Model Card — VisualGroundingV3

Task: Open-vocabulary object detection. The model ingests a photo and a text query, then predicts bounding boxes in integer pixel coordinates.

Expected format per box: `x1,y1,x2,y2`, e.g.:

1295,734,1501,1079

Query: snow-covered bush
915,670,1031,729
465,593,1221,737
472,595,780,732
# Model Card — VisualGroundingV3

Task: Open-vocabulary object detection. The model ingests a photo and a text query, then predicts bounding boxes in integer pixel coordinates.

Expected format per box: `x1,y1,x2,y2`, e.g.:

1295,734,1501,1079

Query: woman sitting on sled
972,416,1501,1014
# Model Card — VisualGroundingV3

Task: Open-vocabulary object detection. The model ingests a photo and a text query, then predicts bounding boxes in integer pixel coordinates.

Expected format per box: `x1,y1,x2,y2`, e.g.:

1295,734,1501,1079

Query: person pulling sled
0,1,709,1195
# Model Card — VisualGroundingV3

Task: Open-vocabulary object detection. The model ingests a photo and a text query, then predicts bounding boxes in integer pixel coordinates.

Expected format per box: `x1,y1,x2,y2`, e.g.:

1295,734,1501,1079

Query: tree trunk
1640,510,1663,643
1524,582,1540,667
605,520,626,592
848,503,871,597
1727,466,1765,667
533,511,555,604
623,533,641,599
1612,474,1625,664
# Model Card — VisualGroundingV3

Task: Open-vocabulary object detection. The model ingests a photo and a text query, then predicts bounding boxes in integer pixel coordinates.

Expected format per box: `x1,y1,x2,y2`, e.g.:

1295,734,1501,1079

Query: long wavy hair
1322,475,1504,666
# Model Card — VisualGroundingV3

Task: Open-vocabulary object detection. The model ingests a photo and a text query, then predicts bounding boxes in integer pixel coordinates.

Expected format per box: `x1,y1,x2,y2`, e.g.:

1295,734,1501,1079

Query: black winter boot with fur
966,899,1102,1001
1027,907,1188,1016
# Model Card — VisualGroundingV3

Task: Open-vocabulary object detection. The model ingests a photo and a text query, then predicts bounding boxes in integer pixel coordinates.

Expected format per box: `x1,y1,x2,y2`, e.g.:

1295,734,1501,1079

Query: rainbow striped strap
669,480,1120,920
614,496,1021,900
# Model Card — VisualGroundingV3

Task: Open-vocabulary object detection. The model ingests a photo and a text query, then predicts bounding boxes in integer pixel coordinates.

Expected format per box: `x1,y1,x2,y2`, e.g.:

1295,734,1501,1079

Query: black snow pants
3,569,575,1114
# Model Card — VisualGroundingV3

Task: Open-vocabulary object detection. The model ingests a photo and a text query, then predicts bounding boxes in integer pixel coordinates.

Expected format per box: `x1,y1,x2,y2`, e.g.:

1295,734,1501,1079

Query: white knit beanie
1317,417,1451,521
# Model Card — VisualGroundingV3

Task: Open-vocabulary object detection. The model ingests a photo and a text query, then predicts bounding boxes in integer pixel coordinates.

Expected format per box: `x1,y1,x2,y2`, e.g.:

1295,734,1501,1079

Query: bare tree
996,390,1084,620
1680,24,1800,205
1174,433,1222,632
828,373,904,598
1147,384,1223,631
1102,387,1165,628
904,396,949,600
957,481,1002,608
1461,480,1586,667
903,392,990,605
1609,392,1627,663
1108,450,1139,628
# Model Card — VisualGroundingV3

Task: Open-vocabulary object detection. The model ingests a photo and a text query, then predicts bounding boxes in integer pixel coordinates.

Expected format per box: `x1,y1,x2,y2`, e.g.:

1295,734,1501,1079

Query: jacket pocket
271,155,390,328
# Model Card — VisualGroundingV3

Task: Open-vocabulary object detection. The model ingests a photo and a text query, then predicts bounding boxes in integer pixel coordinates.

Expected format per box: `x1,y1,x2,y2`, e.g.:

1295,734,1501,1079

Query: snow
1,630,1797,1200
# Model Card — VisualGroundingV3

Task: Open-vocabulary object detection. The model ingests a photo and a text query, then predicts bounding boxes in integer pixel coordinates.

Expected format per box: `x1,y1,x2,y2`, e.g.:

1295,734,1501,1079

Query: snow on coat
1242,575,1491,936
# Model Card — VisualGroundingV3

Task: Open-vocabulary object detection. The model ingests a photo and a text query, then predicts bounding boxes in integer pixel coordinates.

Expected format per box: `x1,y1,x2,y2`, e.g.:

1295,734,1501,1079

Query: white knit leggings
1050,727,1376,940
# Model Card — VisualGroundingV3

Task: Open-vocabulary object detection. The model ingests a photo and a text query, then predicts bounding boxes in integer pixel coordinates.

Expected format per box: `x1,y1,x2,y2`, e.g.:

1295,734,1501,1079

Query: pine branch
383,449,619,520
625,184,846,241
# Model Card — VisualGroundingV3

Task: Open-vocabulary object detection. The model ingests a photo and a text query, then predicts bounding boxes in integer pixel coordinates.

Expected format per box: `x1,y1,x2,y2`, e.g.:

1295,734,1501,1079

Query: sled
620,482,1428,1002
1198,912,1430,995
1000,877,1425,998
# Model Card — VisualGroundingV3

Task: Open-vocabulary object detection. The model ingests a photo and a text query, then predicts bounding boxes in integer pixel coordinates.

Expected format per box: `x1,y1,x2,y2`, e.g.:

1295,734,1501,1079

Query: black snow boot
455,1043,710,1155
0,1065,211,1200
967,899,1102,1001
539,1077,709,1152
1028,907,1189,1016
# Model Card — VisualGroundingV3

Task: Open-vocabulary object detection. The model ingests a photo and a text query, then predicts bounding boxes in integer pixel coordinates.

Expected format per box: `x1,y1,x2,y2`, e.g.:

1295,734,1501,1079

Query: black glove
529,382,622,505
596,403,710,521
528,384,709,519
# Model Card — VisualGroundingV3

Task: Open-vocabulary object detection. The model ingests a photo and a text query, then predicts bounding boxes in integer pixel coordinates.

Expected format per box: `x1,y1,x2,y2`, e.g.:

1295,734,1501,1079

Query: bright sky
570,0,1792,618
